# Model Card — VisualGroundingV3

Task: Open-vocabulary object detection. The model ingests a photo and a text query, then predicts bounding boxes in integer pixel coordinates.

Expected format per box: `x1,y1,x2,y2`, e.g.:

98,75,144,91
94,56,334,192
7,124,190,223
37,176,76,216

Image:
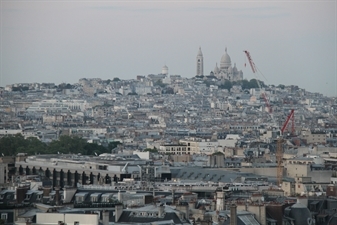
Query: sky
1,0,336,97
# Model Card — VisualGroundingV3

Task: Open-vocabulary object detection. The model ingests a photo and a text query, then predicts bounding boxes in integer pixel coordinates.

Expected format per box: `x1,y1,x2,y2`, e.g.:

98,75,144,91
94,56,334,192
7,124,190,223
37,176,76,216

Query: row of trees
0,134,120,156
214,79,266,91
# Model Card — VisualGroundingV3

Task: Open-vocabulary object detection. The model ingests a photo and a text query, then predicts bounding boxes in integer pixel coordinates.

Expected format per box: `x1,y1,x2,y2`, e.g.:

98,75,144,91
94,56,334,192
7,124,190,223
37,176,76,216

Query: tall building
213,47,243,81
196,47,204,76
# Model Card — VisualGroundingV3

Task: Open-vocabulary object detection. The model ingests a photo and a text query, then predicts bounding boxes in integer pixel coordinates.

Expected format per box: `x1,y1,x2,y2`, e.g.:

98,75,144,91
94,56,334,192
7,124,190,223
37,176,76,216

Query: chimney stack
230,204,237,225
158,204,165,217
55,186,60,206
115,204,123,223
172,189,175,205
102,210,109,225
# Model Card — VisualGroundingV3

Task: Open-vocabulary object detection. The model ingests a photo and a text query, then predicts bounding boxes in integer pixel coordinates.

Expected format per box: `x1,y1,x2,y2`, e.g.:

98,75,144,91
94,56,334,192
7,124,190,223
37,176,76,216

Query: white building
212,48,243,81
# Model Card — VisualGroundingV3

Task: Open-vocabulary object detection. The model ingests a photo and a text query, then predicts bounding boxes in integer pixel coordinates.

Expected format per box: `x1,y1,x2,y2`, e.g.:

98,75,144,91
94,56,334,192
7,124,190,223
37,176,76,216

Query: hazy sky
1,1,336,96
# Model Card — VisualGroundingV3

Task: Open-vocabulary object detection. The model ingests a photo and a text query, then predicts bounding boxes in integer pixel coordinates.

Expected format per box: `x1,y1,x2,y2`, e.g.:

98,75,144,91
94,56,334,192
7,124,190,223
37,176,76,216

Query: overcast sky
1,1,336,96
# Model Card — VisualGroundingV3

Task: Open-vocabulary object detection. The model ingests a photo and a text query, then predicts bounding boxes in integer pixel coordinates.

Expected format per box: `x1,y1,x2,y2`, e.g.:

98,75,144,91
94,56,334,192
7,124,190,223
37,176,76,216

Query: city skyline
1,1,336,96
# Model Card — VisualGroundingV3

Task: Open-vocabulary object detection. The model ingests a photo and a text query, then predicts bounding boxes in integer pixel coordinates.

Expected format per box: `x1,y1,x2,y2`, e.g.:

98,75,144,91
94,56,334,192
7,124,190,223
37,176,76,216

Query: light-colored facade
284,158,333,184
213,48,243,81
300,129,327,144
159,144,189,155
179,139,217,155
36,213,99,225
196,47,204,76
26,99,89,113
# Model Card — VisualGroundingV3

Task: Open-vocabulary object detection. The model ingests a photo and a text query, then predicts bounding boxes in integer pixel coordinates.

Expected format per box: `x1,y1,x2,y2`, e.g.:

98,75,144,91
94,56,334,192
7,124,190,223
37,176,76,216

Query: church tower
196,47,204,76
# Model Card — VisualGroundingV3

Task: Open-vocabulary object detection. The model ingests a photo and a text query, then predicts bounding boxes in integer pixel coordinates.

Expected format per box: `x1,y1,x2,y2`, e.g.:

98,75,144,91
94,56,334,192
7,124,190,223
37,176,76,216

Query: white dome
162,65,168,75
220,47,231,69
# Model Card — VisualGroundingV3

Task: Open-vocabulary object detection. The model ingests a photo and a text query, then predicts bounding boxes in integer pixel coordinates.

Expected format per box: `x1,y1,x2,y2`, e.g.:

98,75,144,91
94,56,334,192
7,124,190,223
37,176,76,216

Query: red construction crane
281,109,295,135
276,109,295,186
243,50,272,114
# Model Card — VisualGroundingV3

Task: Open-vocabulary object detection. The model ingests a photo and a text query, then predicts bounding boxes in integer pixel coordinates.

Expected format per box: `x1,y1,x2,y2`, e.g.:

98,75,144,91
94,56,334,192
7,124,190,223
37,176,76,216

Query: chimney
117,191,122,202
211,200,216,211
115,204,123,222
230,204,237,225
43,187,51,197
55,186,60,206
158,204,165,217
188,201,195,210
62,187,77,204
184,204,189,220
102,210,109,225
176,204,189,220
16,185,29,204
172,189,175,205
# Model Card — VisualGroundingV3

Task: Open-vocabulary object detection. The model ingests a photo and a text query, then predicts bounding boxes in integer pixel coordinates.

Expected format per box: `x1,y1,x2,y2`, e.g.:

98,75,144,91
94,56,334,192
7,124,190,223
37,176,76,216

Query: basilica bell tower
196,47,204,76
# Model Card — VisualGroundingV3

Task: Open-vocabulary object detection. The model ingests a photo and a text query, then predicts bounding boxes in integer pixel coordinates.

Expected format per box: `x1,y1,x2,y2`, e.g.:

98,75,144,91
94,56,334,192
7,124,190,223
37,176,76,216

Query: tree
277,84,285,89
25,137,47,155
83,143,108,155
220,80,232,91
241,79,250,90
112,77,121,82
212,152,224,155
0,134,27,156
108,141,121,150
162,87,174,94
249,79,266,89
143,148,158,153
47,135,87,154
154,80,166,88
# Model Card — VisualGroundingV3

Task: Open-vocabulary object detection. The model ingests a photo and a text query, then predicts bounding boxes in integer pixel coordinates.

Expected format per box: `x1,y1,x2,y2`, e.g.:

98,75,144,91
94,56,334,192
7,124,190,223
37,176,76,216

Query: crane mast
277,109,295,186
243,50,272,113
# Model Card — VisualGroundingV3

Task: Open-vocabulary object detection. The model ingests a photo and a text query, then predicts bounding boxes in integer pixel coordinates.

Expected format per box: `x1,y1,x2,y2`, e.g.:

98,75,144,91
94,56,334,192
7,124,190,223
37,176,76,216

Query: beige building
178,139,199,154
159,144,189,155
300,129,327,144
282,177,327,197
36,213,99,225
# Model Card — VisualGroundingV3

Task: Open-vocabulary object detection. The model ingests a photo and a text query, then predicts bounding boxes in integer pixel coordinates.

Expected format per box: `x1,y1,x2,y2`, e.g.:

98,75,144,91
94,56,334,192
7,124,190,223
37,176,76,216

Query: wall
240,167,278,177
36,213,99,225
237,204,266,225
285,164,308,178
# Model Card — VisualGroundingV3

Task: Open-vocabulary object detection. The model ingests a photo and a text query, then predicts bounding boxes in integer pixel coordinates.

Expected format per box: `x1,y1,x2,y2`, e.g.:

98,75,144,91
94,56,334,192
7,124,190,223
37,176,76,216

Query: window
74,222,79,225
1,213,7,220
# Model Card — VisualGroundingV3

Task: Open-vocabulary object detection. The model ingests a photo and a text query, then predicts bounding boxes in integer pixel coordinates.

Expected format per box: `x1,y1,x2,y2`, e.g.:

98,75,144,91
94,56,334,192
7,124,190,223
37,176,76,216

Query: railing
74,202,119,208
